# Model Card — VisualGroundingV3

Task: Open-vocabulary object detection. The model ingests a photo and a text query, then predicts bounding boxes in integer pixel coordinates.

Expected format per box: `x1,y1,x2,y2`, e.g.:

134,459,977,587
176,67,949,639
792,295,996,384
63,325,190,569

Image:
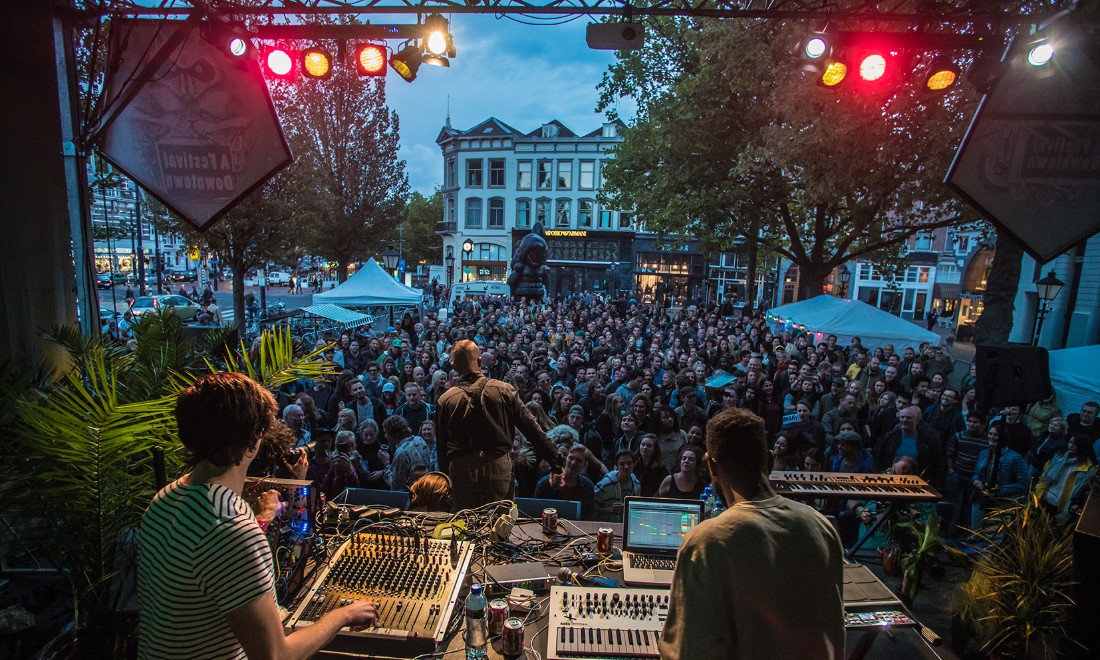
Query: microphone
557,566,620,589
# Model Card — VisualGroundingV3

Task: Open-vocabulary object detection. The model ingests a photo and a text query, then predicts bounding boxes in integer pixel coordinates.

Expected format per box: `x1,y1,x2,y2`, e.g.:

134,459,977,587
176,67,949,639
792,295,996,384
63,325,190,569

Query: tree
274,58,409,283
973,233,1023,345
599,18,977,300
402,189,444,271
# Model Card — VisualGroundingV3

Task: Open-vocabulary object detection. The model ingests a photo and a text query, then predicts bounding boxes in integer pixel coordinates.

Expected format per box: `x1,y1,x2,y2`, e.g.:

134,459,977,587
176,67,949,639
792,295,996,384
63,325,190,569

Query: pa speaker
974,344,1052,411
586,23,645,51
1070,491,1100,657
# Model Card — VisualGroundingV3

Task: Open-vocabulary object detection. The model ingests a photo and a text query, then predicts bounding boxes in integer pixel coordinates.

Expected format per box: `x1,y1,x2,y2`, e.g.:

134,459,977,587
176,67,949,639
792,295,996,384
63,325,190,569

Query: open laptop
621,496,704,586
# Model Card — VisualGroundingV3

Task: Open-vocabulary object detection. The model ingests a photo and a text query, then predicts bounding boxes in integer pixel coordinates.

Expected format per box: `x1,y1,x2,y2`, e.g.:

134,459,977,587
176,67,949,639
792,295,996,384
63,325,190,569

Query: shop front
511,229,634,298
955,246,995,341
633,237,707,305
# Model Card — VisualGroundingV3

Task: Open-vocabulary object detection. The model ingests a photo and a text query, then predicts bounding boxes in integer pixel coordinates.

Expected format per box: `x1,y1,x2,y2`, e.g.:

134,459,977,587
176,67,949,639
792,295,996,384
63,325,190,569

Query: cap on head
382,382,396,393
391,339,403,348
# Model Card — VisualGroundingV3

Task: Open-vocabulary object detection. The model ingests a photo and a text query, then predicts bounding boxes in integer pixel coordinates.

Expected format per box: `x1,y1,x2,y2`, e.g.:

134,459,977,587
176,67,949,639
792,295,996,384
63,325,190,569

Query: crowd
262,292,1098,532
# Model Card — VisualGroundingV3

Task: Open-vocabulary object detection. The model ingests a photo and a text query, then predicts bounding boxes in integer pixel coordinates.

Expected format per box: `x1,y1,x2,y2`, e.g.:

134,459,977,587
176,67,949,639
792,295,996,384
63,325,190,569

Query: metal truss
95,1,1070,25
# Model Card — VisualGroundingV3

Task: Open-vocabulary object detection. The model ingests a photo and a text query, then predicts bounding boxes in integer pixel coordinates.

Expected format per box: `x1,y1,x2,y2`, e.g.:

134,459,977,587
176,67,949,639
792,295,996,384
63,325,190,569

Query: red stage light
858,53,888,82
355,43,387,77
263,47,296,79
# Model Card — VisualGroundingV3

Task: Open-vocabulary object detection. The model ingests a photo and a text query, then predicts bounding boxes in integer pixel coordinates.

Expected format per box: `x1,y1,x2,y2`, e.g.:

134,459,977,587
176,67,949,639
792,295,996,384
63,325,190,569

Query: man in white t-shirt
138,373,376,659
661,407,845,660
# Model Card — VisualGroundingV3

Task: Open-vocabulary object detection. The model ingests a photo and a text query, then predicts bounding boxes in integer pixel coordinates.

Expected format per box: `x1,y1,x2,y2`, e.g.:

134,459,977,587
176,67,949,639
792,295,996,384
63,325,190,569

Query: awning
933,283,961,300
301,304,375,329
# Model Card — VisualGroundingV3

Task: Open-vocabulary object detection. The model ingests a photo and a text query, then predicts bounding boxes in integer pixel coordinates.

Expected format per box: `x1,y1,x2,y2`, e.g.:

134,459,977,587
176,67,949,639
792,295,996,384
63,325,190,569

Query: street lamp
444,246,455,287
837,264,851,298
462,239,474,282
1033,270,1066,345
380,246,400,277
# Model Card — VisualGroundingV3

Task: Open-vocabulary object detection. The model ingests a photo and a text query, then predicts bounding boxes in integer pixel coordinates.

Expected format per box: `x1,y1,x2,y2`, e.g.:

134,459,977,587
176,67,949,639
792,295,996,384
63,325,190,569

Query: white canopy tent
767,295,941,352
1048,345,1100,415
312,258,423,308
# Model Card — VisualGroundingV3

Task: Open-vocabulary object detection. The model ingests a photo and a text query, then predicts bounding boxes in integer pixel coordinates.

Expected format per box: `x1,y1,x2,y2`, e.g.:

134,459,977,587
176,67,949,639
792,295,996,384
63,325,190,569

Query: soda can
542,507,558,534
488,599,509,636
597,527,613,554
501,617,525,657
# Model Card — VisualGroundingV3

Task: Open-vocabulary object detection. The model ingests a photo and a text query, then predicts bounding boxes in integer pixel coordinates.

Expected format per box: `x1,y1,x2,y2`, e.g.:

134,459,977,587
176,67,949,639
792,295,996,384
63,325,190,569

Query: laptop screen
624,497,704,552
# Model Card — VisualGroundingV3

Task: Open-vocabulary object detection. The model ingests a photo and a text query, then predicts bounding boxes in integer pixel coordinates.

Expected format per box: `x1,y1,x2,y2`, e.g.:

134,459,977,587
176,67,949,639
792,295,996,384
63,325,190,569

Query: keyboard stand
845,502,896,560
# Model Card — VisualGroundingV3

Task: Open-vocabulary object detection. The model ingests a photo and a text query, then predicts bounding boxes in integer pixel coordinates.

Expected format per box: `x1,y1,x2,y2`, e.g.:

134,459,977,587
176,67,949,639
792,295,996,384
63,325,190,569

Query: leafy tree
402,189,444,271
599,17,977,300
274,55,409,283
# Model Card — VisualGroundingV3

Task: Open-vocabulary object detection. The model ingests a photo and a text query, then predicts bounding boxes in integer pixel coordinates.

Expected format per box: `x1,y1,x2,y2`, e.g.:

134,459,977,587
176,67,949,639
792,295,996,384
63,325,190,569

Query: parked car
267,271,291,285
129,295,199,322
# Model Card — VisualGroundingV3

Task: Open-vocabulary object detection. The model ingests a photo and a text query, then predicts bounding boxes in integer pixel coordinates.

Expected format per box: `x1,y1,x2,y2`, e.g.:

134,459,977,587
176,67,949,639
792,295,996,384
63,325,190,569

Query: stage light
1027,41,1054,66
924,58,960,92
423,14,451,57
228,37,248,58
263,47,296,79
302,47,333,79
797,32,831,73
390,43,422,82
858,53,888,82
354,43,387,77
805,37,828,59
819,61,848,87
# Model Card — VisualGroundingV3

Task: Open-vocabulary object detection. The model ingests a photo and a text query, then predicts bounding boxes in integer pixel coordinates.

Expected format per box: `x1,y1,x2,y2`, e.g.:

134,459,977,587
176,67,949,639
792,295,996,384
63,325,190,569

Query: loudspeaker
974,344,1052,411
586,23,645,51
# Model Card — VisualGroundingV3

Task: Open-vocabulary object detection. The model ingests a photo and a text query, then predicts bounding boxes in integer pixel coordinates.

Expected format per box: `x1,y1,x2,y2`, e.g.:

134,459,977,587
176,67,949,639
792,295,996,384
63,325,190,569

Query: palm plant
0,312,335,653
951,496,1078,660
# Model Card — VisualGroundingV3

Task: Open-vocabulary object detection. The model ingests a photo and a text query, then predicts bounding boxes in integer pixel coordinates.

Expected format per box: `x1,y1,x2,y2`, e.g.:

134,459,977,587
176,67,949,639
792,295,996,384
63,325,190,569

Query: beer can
501,617,525,657
542,507,558,534
488,599,509,636
597,527,613,554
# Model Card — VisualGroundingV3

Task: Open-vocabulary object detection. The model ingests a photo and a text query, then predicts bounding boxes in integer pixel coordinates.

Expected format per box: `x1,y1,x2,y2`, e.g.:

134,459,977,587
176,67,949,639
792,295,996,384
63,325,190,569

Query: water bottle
464,583,488,659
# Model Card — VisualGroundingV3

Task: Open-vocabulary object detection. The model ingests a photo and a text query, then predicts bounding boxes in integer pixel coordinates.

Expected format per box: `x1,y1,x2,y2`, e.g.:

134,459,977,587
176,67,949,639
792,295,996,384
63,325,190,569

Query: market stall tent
312,259,423,307
1048,345,1100,415
767,295,941,352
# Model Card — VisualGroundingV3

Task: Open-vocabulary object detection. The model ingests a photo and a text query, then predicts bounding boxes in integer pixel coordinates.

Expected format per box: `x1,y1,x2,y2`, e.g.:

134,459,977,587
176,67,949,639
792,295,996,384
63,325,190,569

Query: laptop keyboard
632,553,676,571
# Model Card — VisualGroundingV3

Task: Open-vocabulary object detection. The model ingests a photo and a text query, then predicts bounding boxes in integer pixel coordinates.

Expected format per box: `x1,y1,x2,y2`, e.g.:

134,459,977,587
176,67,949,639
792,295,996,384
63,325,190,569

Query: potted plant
950,497,1078,660
0,313,334,657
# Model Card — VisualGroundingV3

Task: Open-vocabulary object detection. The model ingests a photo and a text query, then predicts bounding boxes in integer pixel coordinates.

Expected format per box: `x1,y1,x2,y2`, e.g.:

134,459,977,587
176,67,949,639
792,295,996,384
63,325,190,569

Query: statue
507,221,550,301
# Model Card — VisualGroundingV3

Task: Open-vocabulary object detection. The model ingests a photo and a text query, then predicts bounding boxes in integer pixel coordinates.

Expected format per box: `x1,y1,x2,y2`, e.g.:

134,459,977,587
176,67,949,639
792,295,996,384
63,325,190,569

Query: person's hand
256,489,286,523
341,599,378,631
549,470,565,489
859,509,874,524
284,447,309,480
378,450,391,466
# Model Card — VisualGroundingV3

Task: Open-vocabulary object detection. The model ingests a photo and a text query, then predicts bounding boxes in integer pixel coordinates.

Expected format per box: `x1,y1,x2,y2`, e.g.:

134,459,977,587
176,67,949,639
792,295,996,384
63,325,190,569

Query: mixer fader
285,532,472,657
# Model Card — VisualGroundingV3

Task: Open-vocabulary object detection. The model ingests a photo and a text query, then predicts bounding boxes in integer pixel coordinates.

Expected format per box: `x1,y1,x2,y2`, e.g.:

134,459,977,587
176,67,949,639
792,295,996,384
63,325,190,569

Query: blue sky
382,14,637,194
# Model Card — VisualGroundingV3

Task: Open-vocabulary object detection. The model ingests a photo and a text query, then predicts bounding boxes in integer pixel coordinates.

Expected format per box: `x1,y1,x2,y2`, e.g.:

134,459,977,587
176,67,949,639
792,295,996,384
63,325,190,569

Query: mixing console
285,532,472,657
547,585,669,659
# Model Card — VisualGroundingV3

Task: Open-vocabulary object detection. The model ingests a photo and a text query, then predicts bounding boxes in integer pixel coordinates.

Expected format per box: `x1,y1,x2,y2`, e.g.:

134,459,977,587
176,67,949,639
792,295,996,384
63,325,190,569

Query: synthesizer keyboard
770,471,941,502
547,585,669,659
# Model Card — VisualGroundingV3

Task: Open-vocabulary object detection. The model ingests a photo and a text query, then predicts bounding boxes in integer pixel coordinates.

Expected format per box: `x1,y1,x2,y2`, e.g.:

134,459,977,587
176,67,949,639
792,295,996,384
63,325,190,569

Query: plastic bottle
464,583,488,659
701,484,715,519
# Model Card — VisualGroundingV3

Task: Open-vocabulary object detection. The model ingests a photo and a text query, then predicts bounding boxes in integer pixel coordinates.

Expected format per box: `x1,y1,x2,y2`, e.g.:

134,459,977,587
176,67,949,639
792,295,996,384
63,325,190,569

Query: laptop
621,496,704,586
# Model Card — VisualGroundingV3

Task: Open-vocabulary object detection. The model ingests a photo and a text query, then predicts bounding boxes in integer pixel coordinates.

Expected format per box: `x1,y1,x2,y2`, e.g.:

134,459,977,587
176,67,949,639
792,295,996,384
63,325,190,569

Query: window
578,199,594,228
532,160,550,189
466,159,483,187
599,210,613,228
557,161,572,190
955,235,970,254
618,211,633,230
516,199,531,228
579,161,596,190
517,161,532,190
489,159,505,187
535,198,550,226
465,198,482,228
446,196,456,225
914,231,933,251
555,199,572,228
445,158,456,188
918,267,930,283
488,197,505,229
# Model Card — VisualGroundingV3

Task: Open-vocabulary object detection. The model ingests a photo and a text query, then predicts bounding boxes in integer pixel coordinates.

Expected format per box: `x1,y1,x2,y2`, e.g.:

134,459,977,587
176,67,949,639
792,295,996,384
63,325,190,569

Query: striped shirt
947,432,987,476
138,480,274,659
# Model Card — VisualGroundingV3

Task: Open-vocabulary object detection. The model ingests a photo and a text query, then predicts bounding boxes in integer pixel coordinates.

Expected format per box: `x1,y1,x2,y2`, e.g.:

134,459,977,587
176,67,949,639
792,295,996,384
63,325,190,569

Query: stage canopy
312,258,423,308
767,295,941,352
1048,345,1100,415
